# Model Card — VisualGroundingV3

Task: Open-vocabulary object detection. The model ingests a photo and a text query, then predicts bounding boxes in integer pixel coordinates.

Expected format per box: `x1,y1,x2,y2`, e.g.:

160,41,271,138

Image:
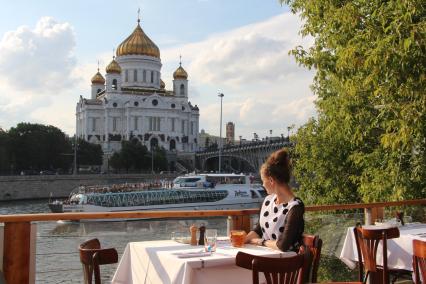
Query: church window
134,116,138,130
92,118,97,132
134,69,138,82
181,120,185,134
171,118,175,132
113,102,117,108
113,117,118,131
152,99,158,106
171,103,175,108
151,71,154,83
97,88,101,94
134,101,139,107
180,84,185,96
112,79,117,90
143,70,146,82
149,117,161,131
190,122,194,135
125,70,129,82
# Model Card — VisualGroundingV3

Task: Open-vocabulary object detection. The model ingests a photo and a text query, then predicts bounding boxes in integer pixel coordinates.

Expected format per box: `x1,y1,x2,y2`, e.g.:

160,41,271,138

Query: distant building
76,16,200,167
226,122,235,145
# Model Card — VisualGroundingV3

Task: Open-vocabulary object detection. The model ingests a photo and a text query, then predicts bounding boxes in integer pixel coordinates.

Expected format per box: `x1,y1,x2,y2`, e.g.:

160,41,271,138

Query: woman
245,148,304,252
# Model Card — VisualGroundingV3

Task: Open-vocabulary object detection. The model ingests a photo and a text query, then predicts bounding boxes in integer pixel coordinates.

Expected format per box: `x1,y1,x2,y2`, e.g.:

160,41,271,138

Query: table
112,239,294,284
339,223,426,271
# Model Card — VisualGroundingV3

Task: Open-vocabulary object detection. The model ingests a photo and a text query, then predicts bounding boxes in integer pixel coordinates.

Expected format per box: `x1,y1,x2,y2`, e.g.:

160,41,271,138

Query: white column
105,108,109,142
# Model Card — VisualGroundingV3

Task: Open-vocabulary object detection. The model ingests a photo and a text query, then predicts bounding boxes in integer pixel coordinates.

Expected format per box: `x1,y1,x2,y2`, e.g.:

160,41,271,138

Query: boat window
84,190,229,207
205,176,245,185
257,189,267,198
250,190,259,198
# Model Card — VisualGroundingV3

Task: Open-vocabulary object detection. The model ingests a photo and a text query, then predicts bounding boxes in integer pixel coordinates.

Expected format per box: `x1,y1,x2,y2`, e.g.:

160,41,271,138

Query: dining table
111,238,295,284
339,223,426,271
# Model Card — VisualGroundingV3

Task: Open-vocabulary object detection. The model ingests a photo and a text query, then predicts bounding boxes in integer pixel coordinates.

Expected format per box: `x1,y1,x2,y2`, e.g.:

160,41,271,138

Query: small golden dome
173,65,188,80
116,22,160,58
160,79,165,89
106,57,121,74
91,71,105,85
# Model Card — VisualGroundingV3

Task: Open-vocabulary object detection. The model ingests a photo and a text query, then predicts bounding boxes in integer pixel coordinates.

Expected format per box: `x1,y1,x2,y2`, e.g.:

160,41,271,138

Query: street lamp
287,126,291,140
218,92,224,173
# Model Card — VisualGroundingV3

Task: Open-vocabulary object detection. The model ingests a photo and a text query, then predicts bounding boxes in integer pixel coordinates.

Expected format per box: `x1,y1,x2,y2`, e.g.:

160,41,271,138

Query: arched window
143,70,146,82
134,69,138,82
150,137,158,150
169,139,176,150
97,88,101,94
112,79,117,90
180,84,185,96
151,71,154,83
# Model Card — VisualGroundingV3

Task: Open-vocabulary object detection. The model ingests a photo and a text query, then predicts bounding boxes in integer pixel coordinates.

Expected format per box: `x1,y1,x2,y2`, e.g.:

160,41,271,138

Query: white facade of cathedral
76,19,200,163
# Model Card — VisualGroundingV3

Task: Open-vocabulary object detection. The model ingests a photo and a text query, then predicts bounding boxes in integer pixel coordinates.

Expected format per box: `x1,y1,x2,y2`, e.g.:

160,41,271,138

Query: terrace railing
0,198,425,284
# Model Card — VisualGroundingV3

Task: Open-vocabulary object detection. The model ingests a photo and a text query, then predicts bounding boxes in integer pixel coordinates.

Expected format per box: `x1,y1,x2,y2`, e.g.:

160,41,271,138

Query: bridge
195,138,293,173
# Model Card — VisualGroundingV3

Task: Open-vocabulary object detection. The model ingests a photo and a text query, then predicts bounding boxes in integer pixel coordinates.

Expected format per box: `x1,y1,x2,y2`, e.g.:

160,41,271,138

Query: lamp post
218,93,224,173
287,126,291,141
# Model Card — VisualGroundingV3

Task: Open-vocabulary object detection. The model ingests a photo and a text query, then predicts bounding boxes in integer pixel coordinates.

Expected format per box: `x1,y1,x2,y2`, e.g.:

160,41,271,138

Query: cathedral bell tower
173,57,188,97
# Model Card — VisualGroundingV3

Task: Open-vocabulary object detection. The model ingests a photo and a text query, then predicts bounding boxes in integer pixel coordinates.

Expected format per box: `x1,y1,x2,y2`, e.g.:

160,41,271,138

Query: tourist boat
48,173,266,215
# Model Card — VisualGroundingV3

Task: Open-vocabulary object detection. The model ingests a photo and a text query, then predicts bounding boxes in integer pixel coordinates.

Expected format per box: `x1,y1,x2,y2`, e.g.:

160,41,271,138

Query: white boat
48,173,266,215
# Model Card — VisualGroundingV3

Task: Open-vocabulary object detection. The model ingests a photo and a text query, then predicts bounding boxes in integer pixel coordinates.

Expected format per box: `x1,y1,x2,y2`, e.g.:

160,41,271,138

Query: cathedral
76,17,200,167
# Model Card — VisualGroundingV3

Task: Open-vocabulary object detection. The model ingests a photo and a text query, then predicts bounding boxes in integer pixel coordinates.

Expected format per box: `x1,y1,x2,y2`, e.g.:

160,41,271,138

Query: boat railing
0,199,425,284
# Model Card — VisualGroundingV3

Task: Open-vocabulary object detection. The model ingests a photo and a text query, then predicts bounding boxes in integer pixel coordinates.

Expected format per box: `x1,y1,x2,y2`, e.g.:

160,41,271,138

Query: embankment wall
0,174,177,201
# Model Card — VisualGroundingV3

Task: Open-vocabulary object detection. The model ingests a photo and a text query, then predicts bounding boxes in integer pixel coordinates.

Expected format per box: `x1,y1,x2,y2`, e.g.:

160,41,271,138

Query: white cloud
162,12,316,139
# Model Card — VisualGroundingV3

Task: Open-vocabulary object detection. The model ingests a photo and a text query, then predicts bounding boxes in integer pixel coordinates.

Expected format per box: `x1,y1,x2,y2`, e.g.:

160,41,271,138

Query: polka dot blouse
254,194,304,252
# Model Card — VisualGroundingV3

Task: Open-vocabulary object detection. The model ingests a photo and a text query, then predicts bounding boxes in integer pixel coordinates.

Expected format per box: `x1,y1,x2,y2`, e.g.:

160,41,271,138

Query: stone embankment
0,174,177,201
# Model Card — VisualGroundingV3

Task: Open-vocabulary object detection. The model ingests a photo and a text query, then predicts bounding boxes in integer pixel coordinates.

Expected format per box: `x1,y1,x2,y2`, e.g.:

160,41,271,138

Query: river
0,199,229,283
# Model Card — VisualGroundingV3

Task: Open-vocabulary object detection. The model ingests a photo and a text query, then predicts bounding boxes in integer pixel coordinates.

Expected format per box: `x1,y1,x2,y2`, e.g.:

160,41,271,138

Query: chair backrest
79,238,118,284
412,239,426,284
301,234,322,283
236,251,307,284
353,226,399,284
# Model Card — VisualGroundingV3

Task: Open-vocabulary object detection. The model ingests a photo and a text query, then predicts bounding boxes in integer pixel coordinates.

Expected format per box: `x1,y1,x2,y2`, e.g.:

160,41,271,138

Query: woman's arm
275,205,304,251
244,222,263,244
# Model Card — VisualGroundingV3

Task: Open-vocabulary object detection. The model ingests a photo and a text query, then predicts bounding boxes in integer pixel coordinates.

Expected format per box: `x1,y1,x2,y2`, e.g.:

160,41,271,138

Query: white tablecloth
339,223,426,271
112,239,294,284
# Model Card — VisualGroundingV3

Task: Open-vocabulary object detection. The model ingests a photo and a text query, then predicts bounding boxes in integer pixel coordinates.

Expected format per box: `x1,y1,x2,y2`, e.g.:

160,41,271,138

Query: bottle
190,224,198,246
198,224,206,245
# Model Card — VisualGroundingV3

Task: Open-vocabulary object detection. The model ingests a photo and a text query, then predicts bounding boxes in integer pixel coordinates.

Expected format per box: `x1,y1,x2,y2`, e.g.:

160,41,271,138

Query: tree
7,123,73,173
0,129,10,174
281,0,426,202
77,139,103,167
109,140,150,172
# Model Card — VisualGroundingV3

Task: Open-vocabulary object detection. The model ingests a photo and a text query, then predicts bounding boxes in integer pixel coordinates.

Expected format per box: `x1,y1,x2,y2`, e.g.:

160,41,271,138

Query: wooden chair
79,238,118,284
353,226,401,284
413,239,426,284
235,251,308,284
300,234,322,283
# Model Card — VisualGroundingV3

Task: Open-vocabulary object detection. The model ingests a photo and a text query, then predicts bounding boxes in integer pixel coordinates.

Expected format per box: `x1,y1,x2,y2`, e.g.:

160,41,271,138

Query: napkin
174,251,212,258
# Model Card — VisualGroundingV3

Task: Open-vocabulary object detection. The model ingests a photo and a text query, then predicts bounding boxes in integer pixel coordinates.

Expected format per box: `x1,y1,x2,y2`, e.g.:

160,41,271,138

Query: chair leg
362,271,369,284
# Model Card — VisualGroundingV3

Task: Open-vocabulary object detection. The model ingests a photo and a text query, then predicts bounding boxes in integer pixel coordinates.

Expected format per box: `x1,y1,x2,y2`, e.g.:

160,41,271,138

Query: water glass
204,229,217,252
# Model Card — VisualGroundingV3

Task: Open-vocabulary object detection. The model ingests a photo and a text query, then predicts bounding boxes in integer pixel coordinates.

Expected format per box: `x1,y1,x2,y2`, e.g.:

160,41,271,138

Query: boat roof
178,173,248,178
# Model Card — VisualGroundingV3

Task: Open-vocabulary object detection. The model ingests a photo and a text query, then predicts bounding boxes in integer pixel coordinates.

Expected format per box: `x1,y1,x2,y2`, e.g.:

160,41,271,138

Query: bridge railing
0,199,425,284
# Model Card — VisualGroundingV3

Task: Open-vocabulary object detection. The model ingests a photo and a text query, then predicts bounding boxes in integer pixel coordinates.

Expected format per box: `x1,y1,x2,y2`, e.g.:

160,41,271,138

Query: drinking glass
230,230,246,248
204,229,217,252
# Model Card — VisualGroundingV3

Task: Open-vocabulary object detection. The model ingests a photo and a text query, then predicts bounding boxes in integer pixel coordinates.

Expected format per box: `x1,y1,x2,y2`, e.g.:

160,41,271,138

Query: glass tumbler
204,229,217,252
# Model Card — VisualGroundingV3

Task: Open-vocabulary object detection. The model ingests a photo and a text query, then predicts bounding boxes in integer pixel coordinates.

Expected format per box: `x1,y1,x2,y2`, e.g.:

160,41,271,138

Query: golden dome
106,57,121,74
173,65,188,80
160,79,165,89
116,22,160,58
91,71,105,85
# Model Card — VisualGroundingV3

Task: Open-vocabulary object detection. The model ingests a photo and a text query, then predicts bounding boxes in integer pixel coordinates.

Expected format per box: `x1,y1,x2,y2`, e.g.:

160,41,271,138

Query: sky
0,0,316,140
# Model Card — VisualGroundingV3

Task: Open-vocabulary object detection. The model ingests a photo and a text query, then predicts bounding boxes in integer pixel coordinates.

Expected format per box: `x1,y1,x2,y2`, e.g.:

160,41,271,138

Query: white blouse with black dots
258,194,302,241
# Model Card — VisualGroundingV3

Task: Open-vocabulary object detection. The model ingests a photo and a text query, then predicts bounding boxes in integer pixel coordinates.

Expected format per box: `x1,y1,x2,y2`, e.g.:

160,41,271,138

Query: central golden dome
116,22,160,58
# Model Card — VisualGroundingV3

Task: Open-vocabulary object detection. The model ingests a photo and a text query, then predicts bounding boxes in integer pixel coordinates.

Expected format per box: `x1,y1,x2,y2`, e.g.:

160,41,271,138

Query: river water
0,199,229,283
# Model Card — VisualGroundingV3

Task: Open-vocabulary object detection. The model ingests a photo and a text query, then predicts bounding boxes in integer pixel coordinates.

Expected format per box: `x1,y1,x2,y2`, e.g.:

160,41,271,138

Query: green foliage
6,123,73,173
0,129,11,174
77,139,103,166
281,0,426,202
108,140,168,173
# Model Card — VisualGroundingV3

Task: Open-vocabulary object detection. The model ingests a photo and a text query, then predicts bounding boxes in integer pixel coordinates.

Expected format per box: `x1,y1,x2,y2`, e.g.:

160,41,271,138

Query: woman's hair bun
261,148,291,184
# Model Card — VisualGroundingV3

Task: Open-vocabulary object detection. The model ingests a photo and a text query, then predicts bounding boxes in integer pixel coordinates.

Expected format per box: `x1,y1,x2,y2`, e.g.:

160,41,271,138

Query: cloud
162,12,316,139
